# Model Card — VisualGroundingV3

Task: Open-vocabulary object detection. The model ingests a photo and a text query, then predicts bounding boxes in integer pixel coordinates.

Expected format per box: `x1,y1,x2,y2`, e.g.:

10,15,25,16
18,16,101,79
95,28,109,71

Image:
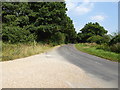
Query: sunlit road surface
1,44,118,88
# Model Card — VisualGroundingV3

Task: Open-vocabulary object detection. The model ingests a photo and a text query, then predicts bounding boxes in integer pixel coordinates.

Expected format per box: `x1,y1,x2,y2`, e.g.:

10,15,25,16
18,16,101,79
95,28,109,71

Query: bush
110,43,120,53
109,34,120,45
87,35,103,44
96,44,110,51
96,43,120,53
51,32,65,45
87,35,110,44
2,26,36,43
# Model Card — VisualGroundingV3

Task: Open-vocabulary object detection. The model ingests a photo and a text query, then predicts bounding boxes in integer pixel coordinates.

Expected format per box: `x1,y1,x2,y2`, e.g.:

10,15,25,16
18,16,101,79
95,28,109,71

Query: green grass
2,42,53,61
75,43,120,62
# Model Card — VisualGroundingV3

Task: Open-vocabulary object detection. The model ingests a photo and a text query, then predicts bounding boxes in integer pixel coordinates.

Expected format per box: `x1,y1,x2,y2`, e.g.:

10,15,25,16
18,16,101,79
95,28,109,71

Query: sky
65,0,118,34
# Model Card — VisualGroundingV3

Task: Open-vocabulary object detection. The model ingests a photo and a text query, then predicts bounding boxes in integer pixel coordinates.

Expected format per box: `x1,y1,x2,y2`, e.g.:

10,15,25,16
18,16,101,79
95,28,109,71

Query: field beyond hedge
75,43,120,62
2,42,53,61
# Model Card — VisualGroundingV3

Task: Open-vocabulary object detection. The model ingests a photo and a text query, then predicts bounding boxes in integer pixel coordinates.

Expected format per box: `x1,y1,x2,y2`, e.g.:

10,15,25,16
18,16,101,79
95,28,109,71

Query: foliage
62,16,77,43
2,2,77,44
95,42,120,53
110,43,120,53
2,26,35,43
75,43,120,62
96,44,111,51
87,35,103,44
77,22,108,43
87,35,110,44
92,33,120,53
109,34,120,45
51,32,65,45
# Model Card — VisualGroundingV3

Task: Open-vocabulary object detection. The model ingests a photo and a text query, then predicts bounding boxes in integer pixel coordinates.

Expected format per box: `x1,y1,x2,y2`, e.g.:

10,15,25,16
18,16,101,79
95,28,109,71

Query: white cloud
75,3,93,15
90,15,105,21
66,0,94,16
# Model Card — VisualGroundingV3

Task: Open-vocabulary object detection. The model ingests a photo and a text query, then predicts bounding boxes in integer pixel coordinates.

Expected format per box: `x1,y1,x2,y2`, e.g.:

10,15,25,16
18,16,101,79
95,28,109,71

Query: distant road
1,44,118,88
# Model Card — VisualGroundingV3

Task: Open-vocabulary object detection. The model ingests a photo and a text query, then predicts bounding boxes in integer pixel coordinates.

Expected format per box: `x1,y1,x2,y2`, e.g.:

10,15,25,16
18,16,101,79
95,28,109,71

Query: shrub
96,43,120,53
87,35,110,44
110,43,120,53
2,26,36,43
109,34,120,45
96,44,110,51
51,32,65,45
87,35,103,44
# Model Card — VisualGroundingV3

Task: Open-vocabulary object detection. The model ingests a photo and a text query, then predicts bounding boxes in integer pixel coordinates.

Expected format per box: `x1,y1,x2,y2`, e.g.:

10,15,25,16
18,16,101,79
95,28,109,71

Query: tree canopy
3,2,114,45
2,2,77,44
77,22,108,43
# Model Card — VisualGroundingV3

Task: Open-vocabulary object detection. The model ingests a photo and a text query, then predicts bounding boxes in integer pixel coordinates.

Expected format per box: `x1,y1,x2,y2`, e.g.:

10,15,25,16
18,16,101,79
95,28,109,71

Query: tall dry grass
2,42,53,61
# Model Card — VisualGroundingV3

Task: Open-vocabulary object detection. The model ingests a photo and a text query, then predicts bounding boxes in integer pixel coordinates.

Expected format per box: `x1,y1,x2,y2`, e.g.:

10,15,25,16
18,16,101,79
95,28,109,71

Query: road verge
75,43,120,62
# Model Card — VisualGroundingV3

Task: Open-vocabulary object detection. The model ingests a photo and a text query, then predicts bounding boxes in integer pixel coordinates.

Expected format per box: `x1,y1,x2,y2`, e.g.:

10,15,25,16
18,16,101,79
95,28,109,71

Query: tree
2,2,35,43
2,2,76,44
28,2,76,44
61,16,77,43
87,35,110,44
77,22,108,43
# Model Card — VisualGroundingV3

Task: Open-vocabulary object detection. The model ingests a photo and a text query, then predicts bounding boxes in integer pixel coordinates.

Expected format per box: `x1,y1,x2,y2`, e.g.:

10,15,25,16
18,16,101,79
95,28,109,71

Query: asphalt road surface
57,44,118,87
1,44,118,88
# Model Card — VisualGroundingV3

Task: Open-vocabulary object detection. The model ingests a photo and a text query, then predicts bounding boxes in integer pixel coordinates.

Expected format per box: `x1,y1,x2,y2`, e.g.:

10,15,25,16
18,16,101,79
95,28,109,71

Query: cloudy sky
65,0,118,34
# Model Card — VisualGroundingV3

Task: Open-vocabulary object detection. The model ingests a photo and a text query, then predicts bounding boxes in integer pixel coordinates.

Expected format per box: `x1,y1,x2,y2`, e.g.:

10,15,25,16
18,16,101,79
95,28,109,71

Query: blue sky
65,0,118,34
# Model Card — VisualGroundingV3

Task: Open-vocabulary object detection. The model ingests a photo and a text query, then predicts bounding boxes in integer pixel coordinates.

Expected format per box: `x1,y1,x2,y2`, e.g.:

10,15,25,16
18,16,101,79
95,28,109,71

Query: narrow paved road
1,44,118,88
57,44,118,87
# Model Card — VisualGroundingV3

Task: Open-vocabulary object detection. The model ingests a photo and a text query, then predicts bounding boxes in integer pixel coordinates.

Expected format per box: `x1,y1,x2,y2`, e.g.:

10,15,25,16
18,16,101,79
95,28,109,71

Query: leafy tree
2,2,35,43
2,2,76,44
28,2,76,43
78,22,108,43
28,2,67,42
61,16,77,43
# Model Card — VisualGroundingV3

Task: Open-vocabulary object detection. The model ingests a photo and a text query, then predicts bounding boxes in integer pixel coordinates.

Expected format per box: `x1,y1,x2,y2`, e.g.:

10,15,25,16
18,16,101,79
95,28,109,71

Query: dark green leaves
78,22,108,43
2,2,76,45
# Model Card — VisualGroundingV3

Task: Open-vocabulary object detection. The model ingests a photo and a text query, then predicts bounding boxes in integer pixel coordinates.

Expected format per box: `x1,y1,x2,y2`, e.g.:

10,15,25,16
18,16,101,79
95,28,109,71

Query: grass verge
75,43,120,62
2,42,53,61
